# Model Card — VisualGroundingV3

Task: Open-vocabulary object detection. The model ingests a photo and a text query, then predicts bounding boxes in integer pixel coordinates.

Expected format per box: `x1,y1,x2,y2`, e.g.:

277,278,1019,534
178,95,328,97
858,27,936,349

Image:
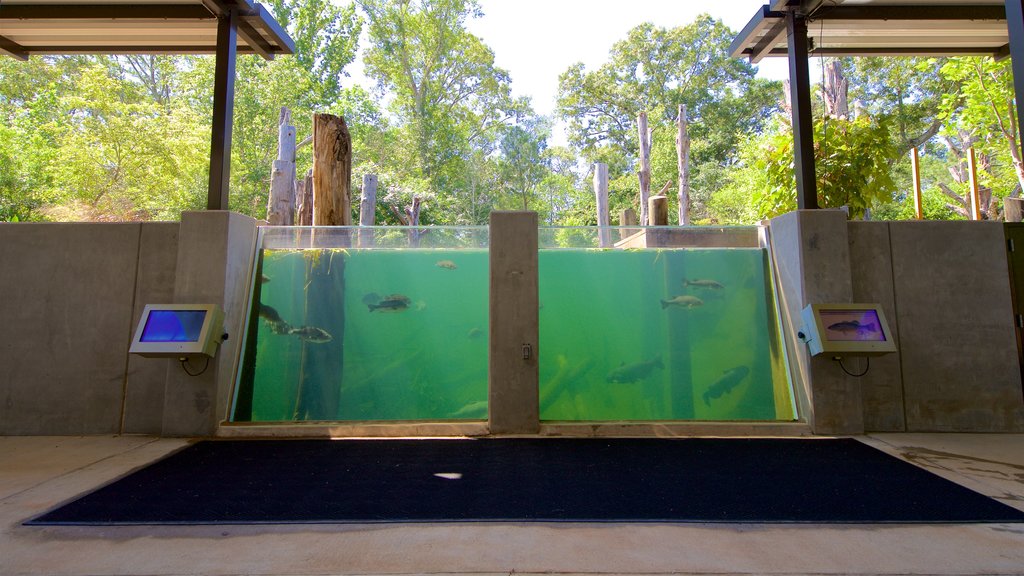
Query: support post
594,163,611,247
359,173,377,247
206,9,238,211
1007,0,1024,172
677,104,691,226
911,147,924,220
786,9,818,210
489,211,539,435
296,169,313,226
649,195,669,226
969,146,983,221
619,207,637,241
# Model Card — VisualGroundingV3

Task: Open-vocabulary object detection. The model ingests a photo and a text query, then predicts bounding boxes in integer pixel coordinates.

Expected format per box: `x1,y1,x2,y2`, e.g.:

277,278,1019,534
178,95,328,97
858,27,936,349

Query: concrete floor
1,434,1023,576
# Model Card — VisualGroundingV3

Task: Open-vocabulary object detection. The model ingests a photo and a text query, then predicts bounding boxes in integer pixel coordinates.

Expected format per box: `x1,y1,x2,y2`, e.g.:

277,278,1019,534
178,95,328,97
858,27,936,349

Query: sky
346,0,792,143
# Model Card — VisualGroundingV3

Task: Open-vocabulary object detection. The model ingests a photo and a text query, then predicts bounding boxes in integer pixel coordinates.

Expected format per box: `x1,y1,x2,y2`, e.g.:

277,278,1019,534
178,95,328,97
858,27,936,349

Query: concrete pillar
489,211,539,434
162,211,258,437
770,210,863,435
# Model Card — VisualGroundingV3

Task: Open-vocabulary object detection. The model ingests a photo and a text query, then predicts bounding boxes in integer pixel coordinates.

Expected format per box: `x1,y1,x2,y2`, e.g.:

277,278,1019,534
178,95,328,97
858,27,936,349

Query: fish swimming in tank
258,304,292,334
683,278,725,290
702,366,750,406
660,295,704,309
827,320,878,335
436,259,458,270
606,356,664,384
287,325,333,344
367,293,412,313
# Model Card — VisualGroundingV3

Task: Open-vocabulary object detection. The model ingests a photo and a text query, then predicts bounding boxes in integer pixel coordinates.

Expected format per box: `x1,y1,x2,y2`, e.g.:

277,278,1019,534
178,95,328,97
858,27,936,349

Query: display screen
139,310,207,343
820,309,886,342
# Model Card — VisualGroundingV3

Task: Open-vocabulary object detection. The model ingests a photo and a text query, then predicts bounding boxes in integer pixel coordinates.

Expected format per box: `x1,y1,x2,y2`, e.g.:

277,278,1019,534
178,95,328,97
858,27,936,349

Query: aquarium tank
231,226,490,422
537,226,796,421
230,224,796,424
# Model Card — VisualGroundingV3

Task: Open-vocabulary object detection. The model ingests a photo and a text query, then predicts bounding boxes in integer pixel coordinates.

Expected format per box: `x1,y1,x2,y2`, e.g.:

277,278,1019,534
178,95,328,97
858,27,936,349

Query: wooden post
649,195,669,226
911,147,924,220
1006,197,1024,222
594,163,610,247
968,146,983,221
296,169,313,226
266,108,297,225
312,113,352,226
619,207,637,241
637,112,652,225
677,104,691,226
359,173,377,247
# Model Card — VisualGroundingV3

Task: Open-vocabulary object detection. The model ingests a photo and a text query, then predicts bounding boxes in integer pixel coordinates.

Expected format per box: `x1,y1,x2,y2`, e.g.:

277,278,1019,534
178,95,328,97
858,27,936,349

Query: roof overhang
730,0,1009,63
0,0,295,61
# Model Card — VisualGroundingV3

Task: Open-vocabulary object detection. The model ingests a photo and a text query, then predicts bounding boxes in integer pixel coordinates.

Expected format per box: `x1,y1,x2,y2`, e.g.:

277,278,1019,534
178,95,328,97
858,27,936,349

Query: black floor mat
26,437,1024,525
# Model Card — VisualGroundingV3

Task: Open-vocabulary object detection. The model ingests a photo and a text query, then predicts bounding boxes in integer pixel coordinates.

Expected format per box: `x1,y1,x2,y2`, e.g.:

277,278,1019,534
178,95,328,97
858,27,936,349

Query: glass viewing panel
231,227,489,423
538,227,796,422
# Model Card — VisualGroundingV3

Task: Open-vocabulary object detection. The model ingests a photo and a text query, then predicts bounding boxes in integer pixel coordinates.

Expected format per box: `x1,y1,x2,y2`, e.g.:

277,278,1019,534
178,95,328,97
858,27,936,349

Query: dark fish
827,320,878,335
606,356,664,384
467,327,484,340
362,292,381,306
703,366,750,406
368,294,411,313
660,295,704,309
260,274,271,284
287,325,333,344
258,304,285,324
683,278,724,290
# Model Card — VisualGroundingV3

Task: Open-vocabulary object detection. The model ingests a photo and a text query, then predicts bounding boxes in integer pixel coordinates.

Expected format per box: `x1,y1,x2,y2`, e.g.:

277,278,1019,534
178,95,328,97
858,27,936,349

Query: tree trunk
594,163,610,247
822,59,849,119
312,113,352,226
296,169,313,226
676,104,691,226
266,107,296,225
637,112,652,225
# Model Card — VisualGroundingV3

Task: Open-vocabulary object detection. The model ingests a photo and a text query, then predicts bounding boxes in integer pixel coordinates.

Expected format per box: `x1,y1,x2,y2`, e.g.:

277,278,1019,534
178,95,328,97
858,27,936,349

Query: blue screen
140,310,207,343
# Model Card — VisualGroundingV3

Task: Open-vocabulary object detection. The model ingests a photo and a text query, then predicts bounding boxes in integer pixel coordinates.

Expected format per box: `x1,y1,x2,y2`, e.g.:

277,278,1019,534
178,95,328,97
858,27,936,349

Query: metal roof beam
808,5,1005,21
0,35,29,60
749,15,788,63
0,5,214,19
758,46,1007,57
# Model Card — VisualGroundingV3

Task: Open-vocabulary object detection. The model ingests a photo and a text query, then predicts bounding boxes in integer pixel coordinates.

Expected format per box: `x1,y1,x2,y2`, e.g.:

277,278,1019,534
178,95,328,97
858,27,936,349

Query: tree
555,16,780,222
358,0,525,224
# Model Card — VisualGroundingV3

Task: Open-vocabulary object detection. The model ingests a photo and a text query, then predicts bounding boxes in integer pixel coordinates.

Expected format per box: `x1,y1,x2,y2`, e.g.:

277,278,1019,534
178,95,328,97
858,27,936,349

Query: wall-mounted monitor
129,304,225,359
799,303,897,357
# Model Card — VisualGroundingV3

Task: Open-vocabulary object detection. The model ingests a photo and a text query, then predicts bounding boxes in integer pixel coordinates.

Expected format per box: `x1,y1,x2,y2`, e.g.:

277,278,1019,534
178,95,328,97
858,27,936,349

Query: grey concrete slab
0,224,142,435
848,222,905,432
889,222,1024,432
489,211,539,435
1,435,1024,576
163,212,257,437
769,211,863,434
123,223,180,435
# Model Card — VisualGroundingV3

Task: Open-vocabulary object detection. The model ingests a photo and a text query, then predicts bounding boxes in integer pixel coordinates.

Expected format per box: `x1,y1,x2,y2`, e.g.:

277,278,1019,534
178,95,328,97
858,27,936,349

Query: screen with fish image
231,227,490,423
537,228,796,422
140,310,207,343
819,309,886,342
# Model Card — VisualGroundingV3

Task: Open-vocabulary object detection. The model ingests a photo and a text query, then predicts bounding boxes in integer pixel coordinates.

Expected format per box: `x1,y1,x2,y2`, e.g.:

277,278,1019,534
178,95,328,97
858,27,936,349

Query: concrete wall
773,212,1024,433
0,212,257,437
0,222,177,435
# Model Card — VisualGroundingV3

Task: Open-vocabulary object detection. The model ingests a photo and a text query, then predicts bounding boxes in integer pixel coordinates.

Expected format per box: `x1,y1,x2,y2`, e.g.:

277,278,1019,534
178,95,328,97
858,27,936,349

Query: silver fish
287,325,333,344
606,356,664,384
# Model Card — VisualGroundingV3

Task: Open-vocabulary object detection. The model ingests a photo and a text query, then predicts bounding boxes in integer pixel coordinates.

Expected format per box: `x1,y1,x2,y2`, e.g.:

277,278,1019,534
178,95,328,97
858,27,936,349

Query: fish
606,356,664,384
258,304,292,334
368,293,411,313
451,400,487,419
259,274,271,284
827,320,878,335
703,366,750,406
467,327,484,340
436,260,457,270
287,325,333,344
683,278,724,290
660,295,704,309
362,292,381,306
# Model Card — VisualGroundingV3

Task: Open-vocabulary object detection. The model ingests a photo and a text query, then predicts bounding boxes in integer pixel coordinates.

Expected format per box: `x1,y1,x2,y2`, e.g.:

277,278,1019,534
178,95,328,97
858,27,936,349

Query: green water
538,248,795,421
233,248,489,422
232,244,795,423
